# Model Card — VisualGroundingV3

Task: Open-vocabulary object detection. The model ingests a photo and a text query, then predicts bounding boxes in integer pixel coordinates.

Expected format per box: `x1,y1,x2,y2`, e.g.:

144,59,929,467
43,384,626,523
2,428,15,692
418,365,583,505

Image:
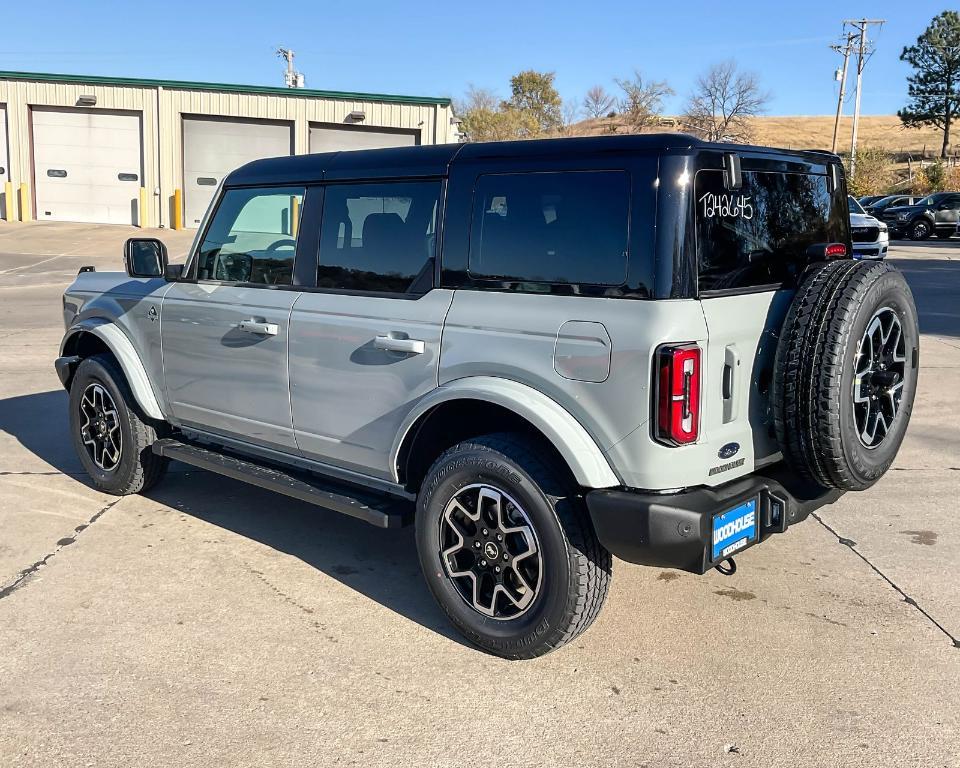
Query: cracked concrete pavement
0,222,958,767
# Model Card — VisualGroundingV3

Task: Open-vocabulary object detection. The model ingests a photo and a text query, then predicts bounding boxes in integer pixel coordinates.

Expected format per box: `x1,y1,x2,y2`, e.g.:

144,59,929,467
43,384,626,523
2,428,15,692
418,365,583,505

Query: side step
152,438,412,529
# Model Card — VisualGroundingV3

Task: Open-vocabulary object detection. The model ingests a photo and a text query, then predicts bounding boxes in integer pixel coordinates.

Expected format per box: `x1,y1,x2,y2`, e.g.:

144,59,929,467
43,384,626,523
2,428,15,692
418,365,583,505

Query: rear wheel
69,354,168,495
415,433,610,659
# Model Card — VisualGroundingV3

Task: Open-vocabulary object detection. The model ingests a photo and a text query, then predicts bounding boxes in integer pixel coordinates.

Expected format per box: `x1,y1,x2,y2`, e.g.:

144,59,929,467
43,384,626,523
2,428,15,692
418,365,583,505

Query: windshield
848,196,865,214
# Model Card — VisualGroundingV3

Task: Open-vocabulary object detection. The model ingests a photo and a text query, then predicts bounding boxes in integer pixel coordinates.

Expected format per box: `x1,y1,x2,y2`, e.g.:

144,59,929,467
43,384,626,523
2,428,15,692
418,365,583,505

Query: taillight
655,343,701,446
825,243,847,258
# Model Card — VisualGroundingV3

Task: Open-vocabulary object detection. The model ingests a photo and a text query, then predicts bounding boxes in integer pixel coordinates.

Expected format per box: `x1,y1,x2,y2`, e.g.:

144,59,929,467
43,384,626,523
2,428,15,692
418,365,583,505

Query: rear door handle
374,335,425,354
238,319,279,336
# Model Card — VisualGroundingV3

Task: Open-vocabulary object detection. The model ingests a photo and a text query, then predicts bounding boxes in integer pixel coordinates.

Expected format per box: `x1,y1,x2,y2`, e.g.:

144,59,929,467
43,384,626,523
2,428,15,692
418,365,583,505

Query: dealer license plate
712,498,758,561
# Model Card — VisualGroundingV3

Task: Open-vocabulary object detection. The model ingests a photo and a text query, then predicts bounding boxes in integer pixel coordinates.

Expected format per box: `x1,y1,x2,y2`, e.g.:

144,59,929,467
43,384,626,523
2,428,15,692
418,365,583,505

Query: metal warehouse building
0,70,458,228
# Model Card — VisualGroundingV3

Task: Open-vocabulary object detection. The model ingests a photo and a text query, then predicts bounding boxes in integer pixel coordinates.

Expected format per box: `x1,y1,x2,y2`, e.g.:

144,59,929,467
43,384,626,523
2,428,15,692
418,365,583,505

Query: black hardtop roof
223,133,840,186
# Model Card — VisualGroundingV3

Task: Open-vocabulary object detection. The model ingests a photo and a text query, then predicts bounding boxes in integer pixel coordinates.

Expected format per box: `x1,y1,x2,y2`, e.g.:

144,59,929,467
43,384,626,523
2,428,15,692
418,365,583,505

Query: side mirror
124,238,168,278
164,263,184,281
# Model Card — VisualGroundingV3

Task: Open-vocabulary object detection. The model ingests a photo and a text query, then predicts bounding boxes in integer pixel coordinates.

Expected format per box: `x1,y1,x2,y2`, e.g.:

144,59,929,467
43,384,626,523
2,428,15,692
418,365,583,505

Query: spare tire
773,260,919,491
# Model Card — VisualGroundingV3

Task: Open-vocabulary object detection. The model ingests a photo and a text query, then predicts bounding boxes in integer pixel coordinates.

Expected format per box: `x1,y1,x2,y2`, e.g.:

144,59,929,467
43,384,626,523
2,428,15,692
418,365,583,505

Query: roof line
0,70,452,106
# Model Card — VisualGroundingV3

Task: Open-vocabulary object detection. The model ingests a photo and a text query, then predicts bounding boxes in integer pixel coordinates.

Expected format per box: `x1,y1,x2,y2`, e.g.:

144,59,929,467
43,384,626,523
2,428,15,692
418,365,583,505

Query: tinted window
468,171,629,286
318,181,439,294
196,186,304,285
695,170,846,293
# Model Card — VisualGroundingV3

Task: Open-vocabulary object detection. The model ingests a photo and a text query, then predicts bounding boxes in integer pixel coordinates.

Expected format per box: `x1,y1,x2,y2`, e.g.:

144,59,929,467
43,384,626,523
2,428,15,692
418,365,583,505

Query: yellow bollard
139,187,149,228
19,183,31,222
291,195,299,237
173,189,183,230
2,181,13,222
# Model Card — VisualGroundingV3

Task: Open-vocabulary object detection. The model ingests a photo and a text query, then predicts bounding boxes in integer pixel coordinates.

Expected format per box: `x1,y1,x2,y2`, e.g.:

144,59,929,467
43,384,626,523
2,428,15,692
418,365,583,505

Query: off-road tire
773,260,919,491
415,433,611,659
69,354,169,495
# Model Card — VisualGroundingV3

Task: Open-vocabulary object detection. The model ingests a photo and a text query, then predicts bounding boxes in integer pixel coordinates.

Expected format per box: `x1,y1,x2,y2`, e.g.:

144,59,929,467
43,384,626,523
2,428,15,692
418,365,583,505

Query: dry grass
564,115,947,158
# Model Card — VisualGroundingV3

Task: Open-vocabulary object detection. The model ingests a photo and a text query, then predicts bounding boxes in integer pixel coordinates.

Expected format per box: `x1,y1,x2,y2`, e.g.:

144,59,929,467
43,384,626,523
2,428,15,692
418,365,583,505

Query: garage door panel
32,108,143,225
309,125,418,154
183,117,292,227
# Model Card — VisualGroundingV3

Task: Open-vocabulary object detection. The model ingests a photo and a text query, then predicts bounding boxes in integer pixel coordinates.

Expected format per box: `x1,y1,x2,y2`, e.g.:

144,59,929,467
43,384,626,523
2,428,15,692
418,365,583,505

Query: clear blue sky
1,1,949,116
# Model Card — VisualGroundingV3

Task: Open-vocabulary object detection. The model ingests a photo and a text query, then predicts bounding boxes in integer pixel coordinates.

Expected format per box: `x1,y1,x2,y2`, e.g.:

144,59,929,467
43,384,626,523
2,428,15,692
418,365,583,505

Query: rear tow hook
715,557,737,576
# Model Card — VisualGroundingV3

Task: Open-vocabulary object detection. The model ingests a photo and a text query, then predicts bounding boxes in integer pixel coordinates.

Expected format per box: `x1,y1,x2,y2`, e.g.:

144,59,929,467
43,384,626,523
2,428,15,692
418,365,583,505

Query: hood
849,212,881,227
883,203,928,216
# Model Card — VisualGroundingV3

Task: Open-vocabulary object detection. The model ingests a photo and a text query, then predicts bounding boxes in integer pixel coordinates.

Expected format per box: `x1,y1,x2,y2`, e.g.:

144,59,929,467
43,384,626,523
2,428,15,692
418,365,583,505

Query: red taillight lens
655,344,701,446
825,243,847,258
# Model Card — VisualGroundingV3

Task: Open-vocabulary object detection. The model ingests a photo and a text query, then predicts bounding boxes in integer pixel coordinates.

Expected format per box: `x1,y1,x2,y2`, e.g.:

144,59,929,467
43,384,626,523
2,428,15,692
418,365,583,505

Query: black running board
152,438,412,528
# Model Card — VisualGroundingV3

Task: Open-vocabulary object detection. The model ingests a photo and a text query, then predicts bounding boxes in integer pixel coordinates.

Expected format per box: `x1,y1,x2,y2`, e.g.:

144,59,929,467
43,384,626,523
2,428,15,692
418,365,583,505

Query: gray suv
56,136,919,658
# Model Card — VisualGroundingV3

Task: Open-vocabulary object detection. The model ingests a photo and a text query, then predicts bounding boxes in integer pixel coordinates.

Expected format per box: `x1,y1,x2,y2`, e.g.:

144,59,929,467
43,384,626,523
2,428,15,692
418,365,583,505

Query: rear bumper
586,464,843,574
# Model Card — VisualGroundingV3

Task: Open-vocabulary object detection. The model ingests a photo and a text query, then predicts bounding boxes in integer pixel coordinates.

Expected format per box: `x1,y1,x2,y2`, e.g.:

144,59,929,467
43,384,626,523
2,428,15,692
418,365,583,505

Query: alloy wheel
79,382,122,471
853,307,907,449
438,483,542,620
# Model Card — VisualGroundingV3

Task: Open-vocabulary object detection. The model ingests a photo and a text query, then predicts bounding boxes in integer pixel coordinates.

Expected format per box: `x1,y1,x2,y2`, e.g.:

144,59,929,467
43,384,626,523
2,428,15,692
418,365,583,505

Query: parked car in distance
864,194,918,217
848,196,889,260
55,135,920,659
882,191,960,240
858,194,887,207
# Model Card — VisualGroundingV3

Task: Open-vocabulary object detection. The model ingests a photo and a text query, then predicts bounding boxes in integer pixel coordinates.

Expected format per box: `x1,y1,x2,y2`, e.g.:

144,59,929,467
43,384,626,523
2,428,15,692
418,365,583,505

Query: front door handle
238,319,279,336
374,335,425,354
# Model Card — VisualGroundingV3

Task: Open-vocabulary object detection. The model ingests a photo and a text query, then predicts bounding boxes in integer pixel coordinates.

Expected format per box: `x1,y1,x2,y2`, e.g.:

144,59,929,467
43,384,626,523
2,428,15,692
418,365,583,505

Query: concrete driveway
0,222,957,768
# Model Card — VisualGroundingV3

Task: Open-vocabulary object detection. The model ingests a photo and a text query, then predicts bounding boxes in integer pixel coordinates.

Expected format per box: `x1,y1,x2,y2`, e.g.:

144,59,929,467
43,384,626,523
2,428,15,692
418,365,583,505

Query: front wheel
909,219,932,240
69,354,169,495
415,433,611,659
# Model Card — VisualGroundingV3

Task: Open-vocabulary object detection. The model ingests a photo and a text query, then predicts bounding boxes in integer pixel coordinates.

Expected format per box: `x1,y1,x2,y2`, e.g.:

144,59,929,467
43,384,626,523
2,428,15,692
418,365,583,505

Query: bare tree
583,85,616,119
614,72,673,132
561,100,581,133
682,60,769,142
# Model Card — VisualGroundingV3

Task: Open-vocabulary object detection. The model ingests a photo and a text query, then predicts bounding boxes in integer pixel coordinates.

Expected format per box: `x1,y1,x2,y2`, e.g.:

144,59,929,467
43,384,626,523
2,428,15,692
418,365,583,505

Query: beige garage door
183,117,293,228
309,124,419,154
32,108,143,225
0,105,8,220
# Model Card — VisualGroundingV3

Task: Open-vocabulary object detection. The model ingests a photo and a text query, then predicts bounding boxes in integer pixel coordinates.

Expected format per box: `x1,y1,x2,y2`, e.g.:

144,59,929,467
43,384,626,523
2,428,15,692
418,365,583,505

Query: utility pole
276,47,305,89
844,18,885,179
830,32,855,154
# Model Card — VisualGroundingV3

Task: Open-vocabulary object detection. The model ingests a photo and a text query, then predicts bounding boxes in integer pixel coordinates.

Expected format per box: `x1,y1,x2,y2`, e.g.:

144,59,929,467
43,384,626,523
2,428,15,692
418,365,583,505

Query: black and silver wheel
416,433,610,659
853,307,906,449
69,354,168,495
439,483,542,619
774,260,919,491
909,219,932,240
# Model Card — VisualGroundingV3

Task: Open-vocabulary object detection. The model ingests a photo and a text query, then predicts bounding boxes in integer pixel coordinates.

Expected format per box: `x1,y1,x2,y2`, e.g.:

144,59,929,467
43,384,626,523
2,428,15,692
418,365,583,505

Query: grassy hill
567,115,947,158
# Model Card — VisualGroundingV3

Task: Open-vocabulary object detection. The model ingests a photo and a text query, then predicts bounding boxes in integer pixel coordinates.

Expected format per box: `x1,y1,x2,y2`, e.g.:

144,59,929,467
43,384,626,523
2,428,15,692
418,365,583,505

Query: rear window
695,169,846,293
468,171,629,286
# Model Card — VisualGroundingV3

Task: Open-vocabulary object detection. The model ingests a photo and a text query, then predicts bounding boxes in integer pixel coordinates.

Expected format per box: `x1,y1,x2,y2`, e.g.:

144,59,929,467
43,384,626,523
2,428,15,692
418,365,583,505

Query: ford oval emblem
718,442,740,460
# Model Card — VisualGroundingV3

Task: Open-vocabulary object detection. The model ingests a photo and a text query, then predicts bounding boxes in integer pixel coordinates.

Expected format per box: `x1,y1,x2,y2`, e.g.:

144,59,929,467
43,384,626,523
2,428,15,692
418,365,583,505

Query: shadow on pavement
146,471,463,647
894,257,960,338
0,389,83,474
0,389,462,648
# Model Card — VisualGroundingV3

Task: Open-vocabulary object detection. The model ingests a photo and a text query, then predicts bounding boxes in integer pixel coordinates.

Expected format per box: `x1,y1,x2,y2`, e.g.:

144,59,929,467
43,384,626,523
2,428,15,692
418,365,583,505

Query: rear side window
468,171,629,286
695,170,846,293
196,186,304,285
318,181,439,294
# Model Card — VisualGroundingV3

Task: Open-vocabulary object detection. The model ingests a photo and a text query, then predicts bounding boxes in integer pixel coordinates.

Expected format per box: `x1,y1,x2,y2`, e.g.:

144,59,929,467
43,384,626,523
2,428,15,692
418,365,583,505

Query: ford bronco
56,135,919,658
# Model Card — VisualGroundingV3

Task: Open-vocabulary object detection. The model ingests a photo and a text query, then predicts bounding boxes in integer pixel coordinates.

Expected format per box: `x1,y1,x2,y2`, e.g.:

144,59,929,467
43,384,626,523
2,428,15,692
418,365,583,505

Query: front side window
318,181,440,294
695,169,846,293
196,186,304,285
468,171,630,286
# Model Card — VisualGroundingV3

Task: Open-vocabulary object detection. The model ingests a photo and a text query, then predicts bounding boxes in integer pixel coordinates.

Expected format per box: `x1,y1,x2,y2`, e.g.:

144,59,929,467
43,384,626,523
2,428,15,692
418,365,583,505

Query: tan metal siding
0,76,459,227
